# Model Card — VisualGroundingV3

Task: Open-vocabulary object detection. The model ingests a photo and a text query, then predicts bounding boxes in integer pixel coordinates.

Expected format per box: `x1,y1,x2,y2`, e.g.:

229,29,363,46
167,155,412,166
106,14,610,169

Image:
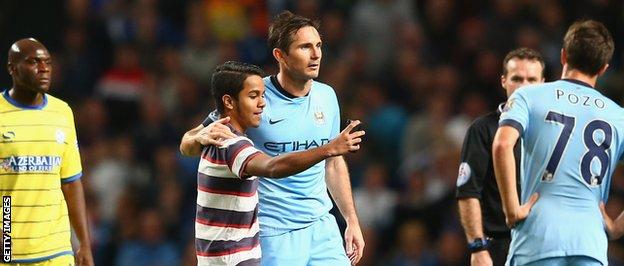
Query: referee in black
456,48,545,266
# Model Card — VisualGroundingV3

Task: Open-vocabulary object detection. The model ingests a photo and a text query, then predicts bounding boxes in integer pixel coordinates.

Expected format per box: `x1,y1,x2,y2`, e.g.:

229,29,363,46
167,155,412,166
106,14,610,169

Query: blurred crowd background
1,0,624,265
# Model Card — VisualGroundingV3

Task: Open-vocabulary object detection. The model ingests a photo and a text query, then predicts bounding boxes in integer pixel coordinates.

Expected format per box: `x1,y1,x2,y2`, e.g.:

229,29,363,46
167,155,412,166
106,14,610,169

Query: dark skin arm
243,120,365,178
61,180,94,266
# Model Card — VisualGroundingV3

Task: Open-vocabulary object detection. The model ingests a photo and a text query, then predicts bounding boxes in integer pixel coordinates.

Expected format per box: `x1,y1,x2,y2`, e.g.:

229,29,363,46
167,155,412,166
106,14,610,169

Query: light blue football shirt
500,79,624,265
246,76,341,236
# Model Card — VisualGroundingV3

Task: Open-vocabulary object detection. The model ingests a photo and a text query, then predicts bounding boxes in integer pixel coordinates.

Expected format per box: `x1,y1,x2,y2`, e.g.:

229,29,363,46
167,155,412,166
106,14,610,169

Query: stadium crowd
1,0,623,265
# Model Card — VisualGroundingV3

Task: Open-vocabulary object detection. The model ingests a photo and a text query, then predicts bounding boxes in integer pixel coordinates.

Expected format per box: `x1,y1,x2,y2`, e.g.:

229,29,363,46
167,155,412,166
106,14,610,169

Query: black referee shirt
456,104,521,238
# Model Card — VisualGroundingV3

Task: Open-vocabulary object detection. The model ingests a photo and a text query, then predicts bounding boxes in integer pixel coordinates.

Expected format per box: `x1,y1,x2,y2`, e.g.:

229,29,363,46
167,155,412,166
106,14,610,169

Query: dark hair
502,47,545,77
563,20,614,76
211,61,265,113
267,10,320,53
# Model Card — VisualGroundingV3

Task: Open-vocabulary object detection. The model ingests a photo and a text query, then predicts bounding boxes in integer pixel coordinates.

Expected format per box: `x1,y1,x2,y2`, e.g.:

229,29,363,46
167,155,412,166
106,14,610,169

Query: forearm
180,127,203,156
325,156,358,222
493,142,520,221
611,211,624,238
250,147,332,178
458,198,485,241
61,180,91,248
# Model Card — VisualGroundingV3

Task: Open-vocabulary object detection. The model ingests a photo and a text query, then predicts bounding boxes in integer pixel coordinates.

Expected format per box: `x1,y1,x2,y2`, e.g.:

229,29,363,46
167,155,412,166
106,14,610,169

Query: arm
244,120,365,178
492,126,538,227
61,180,94,266
180,117,237,156
600,202,624,239
456,122,493,265
325,155,364,265
458,198,492,266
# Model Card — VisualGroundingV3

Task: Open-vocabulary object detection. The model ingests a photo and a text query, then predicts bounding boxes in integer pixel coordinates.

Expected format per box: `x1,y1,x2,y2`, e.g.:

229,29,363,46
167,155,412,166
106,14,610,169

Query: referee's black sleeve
456,119,490,199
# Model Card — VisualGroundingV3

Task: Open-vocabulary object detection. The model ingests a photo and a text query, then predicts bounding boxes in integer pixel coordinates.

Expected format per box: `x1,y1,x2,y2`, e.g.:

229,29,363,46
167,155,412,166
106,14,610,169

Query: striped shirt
0,89,81,263
196,132,263,266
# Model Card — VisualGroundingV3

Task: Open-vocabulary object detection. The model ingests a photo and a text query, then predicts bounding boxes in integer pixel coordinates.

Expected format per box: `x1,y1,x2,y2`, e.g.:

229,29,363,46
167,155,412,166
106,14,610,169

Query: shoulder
46,94,74,113
221,136,255,149
516,81,563,97
467,111,498,134
311,80,338,100
312,80,335,93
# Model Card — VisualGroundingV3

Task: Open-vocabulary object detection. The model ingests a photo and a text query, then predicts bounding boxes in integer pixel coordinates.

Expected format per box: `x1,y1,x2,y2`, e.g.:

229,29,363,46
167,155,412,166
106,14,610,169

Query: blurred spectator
1,1,622,264
388,220,437,266
115,208,180,266
349,0,417,78
354,163,398,231
96,44,146,131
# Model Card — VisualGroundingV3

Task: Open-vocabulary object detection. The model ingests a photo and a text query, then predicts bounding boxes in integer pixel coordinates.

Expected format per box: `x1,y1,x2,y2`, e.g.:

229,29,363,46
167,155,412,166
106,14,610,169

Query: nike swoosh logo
269,118,285,125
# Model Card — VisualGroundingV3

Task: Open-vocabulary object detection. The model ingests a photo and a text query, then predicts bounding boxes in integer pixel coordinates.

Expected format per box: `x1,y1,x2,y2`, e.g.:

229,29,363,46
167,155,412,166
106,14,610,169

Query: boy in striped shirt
193,61,364,266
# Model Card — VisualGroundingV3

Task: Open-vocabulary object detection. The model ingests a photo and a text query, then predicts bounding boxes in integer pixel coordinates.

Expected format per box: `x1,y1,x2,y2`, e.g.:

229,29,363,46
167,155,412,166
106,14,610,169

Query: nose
258,96,266,108
311,46,321,60
37,61,50,73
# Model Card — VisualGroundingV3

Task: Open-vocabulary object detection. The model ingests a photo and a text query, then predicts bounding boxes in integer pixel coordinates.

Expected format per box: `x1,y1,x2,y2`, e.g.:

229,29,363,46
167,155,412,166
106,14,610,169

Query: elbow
179,143,192,157
179,145,188,156
492,139,514,156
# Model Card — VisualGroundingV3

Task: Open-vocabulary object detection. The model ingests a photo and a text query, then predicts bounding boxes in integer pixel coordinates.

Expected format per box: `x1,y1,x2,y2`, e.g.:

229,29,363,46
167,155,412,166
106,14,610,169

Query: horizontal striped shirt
0,89,81,262
196,133,262,266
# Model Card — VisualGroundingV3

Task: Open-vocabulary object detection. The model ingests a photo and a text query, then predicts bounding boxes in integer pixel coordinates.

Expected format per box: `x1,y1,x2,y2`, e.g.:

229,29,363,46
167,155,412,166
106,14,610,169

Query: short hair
502,47,545,77
267,11,320,53
563,20,614,76
211,61,265,113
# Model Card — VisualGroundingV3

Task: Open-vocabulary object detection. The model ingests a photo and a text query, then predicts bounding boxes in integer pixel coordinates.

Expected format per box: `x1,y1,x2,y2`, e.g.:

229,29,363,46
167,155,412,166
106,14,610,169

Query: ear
597,64,609,77
222,95,235,110
273,48,285,64
560,48,566,66
500,74,506,89
7,62,14,76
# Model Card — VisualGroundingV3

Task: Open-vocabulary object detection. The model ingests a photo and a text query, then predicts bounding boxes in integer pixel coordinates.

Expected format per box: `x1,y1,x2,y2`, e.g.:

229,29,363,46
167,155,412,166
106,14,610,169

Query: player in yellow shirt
0,39,93,265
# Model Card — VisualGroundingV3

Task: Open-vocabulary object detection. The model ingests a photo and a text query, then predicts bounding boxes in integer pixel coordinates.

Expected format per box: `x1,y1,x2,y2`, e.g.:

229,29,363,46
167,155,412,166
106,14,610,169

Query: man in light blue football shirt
180,11,364,266
493,20,617,266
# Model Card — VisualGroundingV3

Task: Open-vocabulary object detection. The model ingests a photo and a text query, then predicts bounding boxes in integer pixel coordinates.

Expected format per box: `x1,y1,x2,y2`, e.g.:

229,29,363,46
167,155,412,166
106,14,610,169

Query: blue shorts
512,256,602,266
260,214,349,266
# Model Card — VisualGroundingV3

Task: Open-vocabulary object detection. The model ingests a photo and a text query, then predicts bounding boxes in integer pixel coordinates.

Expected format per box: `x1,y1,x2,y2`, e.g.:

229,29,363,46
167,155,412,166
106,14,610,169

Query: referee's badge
456,162,471,187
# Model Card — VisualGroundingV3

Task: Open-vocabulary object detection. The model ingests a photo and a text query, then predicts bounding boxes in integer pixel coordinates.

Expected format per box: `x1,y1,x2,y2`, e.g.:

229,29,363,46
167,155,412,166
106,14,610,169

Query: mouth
308,63,319,69
38,78,50,84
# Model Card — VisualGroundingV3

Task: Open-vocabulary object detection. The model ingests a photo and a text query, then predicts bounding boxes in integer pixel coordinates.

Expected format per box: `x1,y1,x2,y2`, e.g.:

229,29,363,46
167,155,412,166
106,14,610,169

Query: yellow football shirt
0,89,81,263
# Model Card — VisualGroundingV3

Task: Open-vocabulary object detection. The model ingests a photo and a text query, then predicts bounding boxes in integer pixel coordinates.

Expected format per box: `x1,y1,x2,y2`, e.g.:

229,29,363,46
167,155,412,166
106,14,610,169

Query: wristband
468,237,492,253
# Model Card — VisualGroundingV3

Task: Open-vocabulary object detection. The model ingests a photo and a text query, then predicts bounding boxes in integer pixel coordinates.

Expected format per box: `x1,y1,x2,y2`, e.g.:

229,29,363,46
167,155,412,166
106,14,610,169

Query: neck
9,86,44,106
223,113,245,133
561,65,598,87
277,72,312,97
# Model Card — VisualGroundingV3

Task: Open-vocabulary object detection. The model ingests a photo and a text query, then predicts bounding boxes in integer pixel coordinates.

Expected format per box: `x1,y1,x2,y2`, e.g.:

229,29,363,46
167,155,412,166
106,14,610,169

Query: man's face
501,58,544,97
10,47,52,93
233,75,266,129
281,26,322,80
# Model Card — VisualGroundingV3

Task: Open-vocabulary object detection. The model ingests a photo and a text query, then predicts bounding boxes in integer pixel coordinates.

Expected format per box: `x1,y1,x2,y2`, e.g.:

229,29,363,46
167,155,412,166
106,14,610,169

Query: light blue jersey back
500,79,624,265
246,76,341,236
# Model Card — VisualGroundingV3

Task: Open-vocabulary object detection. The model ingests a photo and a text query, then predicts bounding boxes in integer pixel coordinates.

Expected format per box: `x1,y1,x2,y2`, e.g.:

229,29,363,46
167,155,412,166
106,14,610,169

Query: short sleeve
499,89,530,135
456,121,489,198
223,137,262,179
60,107,82,183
